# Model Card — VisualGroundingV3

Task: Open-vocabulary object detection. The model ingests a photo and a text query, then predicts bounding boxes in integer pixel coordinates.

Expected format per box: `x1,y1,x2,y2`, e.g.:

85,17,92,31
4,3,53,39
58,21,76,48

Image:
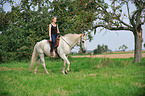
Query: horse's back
40,39,48,45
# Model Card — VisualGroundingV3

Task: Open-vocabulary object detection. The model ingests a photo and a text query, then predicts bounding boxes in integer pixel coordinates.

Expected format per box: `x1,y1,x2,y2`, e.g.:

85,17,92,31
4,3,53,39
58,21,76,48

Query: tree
49,0,95,38
93,44,109,54
93,0,145,63
119,45,128,51
0,0,51,62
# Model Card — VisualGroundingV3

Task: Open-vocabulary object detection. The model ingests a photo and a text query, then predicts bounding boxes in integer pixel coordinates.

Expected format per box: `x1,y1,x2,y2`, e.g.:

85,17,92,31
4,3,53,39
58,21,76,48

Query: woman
49,17,60,56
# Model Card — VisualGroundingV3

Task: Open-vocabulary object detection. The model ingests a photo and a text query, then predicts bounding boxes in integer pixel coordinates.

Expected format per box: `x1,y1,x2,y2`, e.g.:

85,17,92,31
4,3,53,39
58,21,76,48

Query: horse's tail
28,44,37,71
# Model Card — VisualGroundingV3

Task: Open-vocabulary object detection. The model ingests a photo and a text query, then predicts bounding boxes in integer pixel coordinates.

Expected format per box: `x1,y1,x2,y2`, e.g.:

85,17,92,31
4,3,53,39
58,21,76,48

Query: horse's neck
63,34,79,47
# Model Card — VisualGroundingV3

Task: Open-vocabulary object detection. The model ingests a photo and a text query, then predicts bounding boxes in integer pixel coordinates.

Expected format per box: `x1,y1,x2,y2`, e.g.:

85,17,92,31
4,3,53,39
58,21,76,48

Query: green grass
0,57,145,96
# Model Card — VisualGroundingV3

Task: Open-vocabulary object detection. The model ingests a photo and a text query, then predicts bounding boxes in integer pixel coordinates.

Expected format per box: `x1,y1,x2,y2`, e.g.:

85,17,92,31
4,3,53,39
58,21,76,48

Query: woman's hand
50,37,52,42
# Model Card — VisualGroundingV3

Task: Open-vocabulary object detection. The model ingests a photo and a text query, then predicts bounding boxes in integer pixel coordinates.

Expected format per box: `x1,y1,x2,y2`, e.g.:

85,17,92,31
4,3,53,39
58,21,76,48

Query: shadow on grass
0,91,12,96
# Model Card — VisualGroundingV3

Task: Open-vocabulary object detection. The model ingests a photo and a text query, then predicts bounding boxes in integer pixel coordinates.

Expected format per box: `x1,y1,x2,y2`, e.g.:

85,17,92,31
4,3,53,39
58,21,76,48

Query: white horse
28,34,86,74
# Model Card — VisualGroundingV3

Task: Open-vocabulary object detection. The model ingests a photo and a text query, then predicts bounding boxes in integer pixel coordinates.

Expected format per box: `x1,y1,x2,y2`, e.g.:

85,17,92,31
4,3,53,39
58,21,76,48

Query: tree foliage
0,0,51,62
50,0,96,40
119,44,128,51
93,0,145,32
93,44,109,54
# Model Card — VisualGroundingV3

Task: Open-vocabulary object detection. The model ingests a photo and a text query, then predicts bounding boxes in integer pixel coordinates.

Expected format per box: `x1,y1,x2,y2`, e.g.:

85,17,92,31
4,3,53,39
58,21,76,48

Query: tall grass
0,57,145,96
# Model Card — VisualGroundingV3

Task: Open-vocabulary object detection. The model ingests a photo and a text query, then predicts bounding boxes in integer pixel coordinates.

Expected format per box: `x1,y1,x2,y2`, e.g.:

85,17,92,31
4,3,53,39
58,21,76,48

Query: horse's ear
80,34,83,37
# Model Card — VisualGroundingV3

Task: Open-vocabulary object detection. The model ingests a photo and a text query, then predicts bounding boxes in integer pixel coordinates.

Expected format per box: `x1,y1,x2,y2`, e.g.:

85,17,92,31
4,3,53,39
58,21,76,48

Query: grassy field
71,50,145,56
0,57,145,96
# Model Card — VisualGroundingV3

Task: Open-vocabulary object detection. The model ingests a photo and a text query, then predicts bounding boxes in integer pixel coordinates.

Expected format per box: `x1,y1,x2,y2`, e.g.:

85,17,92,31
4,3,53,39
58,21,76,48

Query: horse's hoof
65,70,68,74
62,71,66,74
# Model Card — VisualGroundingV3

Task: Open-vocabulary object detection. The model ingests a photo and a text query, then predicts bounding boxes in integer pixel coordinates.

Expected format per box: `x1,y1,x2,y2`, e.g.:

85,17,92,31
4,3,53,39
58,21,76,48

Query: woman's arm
57,24,60,33
49,24,52,41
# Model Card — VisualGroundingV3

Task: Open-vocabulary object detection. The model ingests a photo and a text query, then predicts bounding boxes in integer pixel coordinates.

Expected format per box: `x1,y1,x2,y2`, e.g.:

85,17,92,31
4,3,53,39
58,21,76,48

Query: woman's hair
51,16,57,22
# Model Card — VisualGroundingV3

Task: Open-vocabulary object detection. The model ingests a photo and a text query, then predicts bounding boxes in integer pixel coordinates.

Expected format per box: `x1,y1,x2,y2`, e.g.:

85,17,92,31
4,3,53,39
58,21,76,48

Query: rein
60,36,71,47
60,35,80,49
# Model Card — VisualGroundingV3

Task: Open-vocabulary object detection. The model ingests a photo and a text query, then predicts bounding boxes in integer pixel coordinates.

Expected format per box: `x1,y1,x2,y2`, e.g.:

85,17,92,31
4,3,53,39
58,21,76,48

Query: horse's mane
62,33,80,41
63,33,78,38
63,33,73,36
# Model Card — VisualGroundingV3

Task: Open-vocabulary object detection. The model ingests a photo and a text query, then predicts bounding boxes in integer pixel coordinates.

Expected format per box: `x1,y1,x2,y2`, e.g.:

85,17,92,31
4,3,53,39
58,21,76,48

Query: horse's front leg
61,55,70,74
66,62,70,72
66,56,70,73
62,60,66,74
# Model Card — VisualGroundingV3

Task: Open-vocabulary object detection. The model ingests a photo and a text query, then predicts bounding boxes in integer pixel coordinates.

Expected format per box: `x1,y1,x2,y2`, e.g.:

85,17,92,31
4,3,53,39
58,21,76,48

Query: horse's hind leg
34,59,41,74
39,53,49,74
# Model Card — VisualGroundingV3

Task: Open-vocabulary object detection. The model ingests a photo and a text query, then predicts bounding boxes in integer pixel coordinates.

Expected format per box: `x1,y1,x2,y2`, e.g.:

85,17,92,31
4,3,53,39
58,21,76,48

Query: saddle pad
48,39,59,48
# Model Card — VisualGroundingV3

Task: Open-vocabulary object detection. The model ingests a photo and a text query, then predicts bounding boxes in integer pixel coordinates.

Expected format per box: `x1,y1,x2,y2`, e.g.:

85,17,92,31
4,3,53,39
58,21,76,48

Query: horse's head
78,34,87,53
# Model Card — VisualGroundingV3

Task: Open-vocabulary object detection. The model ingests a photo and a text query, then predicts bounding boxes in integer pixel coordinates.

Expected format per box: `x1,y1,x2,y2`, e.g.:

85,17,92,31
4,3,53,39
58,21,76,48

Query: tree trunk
134,33,142,63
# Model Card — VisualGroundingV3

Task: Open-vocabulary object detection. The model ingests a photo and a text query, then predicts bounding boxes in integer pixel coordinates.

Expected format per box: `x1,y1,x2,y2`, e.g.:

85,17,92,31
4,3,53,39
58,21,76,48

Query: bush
0,50,17,63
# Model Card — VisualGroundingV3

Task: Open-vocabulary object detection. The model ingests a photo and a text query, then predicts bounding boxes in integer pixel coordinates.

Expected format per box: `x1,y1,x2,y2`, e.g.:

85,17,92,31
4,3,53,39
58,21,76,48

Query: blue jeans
50,34,57,52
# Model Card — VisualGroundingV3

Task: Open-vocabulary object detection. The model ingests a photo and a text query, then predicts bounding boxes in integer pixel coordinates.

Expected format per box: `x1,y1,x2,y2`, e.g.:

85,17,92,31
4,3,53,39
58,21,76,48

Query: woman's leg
50,34,56,52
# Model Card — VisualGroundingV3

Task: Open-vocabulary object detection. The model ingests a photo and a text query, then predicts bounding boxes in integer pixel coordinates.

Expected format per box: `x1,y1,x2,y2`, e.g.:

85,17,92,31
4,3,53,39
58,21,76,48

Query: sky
2,0,145,52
